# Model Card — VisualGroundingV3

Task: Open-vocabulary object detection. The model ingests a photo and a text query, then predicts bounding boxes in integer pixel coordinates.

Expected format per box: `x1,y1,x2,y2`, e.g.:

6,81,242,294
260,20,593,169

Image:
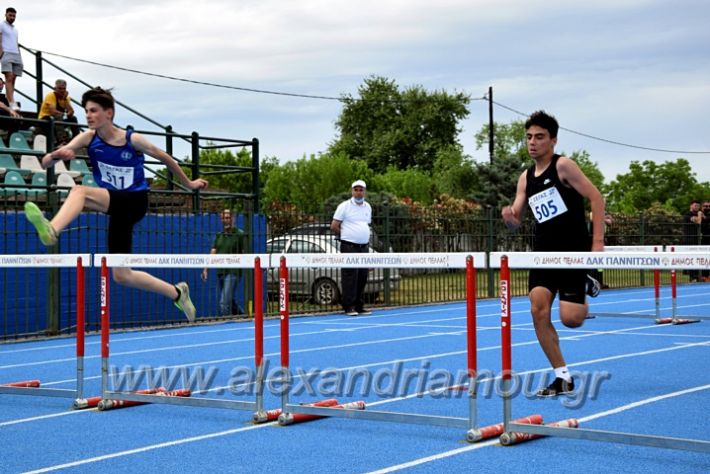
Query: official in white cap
330,180,372,316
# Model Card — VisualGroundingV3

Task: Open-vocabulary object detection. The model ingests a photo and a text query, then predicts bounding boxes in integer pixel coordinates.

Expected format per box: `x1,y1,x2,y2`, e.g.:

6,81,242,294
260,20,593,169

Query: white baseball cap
351,179,366,189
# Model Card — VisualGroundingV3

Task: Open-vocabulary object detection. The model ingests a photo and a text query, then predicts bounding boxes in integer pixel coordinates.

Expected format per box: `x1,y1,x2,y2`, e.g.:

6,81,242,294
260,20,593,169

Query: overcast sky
10,0,710,184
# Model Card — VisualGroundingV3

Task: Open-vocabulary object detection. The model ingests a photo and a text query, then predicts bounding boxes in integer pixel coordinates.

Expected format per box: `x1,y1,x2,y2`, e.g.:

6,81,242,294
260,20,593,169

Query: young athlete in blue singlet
502,111,605,396
24,87,208,323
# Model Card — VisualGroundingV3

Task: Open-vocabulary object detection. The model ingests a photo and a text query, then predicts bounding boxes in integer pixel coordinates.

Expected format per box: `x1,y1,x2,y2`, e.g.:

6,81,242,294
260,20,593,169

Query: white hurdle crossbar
0,254,91,403
94,253,272,414
496,251,710,453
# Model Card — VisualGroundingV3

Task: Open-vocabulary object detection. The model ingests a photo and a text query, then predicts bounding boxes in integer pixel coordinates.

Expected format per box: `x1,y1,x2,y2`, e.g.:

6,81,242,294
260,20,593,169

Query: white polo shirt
333,198,371,244
0,21,19,53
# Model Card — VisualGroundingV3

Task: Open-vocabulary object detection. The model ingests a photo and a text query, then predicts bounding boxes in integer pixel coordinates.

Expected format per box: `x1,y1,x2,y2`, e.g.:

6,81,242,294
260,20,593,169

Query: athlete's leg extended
52,186,110,233
529,286,566,368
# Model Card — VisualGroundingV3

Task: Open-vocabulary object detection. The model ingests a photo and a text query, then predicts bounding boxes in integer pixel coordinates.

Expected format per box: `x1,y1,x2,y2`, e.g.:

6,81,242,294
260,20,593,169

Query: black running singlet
525,154,590,251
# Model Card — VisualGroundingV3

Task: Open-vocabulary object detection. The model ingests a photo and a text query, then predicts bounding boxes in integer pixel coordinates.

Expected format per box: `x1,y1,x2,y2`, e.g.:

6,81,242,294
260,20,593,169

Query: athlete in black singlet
502,111,605,396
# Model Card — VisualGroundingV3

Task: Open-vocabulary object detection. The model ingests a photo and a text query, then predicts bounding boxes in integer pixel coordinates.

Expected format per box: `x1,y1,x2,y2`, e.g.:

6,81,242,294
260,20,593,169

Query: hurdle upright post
279,256,290,415
76,256,85,399
100,257,110,396
254,256,265,414
500,255,513,430
465,255,477,431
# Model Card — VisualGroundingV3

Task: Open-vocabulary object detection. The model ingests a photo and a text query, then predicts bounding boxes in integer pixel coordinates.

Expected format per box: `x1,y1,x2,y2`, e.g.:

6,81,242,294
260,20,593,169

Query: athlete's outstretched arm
557,156,605,250
130,133,208,191
502,171,528,231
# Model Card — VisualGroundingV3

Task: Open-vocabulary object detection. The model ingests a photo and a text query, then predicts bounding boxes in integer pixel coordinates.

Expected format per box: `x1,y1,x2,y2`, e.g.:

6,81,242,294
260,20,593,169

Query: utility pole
488,86,494,164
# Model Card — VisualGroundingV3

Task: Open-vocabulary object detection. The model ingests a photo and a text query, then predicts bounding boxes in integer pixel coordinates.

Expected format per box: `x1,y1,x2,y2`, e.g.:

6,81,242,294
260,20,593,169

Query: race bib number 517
528,186,568,223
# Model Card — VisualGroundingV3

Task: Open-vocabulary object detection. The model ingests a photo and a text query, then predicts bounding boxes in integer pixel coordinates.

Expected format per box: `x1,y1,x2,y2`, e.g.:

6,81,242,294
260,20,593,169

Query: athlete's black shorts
528,268,586,304
106,190,148,254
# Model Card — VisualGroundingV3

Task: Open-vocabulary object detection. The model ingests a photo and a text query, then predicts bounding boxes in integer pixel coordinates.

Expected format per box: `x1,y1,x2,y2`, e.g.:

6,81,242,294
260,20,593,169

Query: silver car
266,234,401,305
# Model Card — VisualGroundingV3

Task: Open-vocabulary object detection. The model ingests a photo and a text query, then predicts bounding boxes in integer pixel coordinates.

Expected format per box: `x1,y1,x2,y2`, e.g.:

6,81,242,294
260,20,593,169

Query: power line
38,49,485,104
491,100,710,155
36,49,710,154
39,49,345,101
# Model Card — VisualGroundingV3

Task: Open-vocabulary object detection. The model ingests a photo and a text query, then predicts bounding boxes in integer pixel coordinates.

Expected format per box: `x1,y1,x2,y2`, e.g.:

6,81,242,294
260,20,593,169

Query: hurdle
0,254,90,403
492,251,710,453
95,253,270,414
273,252,543,441
589,246,707,324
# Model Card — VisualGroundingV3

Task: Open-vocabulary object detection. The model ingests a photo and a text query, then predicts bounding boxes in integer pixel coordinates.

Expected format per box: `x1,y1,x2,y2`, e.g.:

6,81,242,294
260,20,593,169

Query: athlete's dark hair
81,87,115,112
6,8,16,14
525,110,559,138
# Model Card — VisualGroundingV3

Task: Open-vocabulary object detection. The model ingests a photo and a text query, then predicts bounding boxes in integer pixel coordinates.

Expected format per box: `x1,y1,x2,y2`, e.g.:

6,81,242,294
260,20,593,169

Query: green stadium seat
70,159,91,175
26,172,48,199
0,153,30,177
82,174,98,187
8,132,31,151
1,170,30,197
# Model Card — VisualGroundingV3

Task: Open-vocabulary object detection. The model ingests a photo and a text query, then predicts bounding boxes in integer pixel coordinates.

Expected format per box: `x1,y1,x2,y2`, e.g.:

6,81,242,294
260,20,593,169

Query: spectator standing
201,209,246,316
701,200,710,281
0,8,22,110
23,87,208,323
331,180,372,316
682,200,703,281
0,76,20,135
39,79,81,143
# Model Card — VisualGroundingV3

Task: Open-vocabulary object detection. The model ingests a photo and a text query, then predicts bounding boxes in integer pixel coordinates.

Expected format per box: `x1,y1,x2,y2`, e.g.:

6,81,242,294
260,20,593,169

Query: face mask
353,197,364,204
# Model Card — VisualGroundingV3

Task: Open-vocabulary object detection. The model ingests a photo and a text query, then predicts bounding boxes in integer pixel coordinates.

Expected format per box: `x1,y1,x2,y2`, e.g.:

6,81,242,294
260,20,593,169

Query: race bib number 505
528,186,568,223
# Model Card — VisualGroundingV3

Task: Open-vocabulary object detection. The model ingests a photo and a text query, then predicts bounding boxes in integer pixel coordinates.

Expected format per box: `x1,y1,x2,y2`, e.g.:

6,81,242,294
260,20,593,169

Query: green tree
472,121,529,208
262,152,371,214
371,167,434,204
329,76,470,173
431,144,479,199
605,159,710,213
568,150,605,190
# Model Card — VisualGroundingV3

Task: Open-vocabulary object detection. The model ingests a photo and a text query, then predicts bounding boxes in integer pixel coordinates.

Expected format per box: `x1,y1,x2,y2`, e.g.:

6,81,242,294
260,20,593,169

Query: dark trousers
340,240,369,311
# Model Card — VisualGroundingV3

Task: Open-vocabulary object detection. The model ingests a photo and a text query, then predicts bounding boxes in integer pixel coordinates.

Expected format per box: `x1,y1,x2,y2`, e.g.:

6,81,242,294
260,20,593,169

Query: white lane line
22,422,273,474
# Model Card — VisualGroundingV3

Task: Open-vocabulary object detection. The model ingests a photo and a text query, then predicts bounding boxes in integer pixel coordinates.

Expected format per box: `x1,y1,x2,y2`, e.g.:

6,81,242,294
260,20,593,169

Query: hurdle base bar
655,317,701,325
254,398,339,424
505,421,710,453
283,403,472,429
279,401,365,425
101,391,258,411
1,380,40,388
500,419,578,445
466,414,543,443
0,385,78,398
98,389,191,411
590,312,709,321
